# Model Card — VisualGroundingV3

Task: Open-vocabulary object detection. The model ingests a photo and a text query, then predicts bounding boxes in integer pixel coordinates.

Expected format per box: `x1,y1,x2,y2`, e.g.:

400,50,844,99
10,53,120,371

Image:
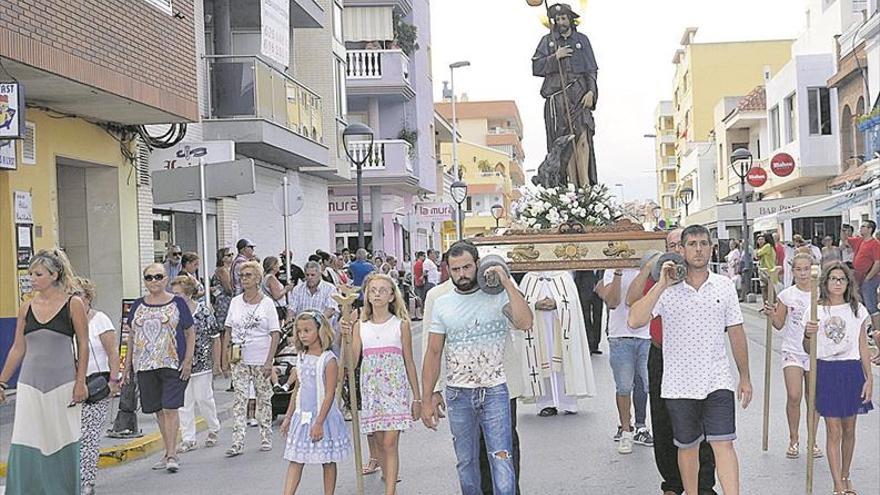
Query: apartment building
652,101,678,225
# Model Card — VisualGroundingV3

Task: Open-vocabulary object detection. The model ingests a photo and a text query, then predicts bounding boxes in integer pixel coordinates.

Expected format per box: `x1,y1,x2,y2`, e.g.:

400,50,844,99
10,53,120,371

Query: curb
1,402,234,476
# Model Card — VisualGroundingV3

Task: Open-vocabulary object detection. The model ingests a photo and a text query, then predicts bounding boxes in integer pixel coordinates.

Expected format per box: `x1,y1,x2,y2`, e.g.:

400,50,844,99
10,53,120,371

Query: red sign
746,167,768,188
770,152,796,177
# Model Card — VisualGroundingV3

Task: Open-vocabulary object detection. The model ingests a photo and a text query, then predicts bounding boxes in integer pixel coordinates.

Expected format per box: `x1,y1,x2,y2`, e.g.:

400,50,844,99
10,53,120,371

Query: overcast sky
430,0,808,202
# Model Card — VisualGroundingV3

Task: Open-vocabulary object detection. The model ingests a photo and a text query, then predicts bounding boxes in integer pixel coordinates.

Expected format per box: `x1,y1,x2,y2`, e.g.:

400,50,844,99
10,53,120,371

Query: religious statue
532,3,599,189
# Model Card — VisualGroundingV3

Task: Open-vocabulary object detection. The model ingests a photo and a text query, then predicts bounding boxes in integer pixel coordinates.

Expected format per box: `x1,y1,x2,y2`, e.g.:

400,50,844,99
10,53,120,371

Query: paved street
92,308,880,495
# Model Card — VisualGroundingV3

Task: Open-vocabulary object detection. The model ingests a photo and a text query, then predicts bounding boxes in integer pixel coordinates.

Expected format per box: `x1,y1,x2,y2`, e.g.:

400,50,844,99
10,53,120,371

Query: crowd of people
0,225,875,494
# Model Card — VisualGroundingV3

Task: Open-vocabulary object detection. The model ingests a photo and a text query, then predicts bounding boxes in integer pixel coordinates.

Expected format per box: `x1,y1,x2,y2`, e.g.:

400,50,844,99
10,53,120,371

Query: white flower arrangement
511,183,620,230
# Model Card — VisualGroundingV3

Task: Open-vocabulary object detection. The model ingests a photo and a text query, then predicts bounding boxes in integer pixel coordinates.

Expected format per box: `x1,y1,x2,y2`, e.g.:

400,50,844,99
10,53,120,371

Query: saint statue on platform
532,3,599,189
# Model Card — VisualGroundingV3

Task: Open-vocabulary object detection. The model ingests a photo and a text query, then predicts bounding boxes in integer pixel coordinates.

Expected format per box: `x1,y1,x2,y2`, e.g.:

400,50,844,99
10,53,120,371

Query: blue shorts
665,389,736,449
860,277,879,315
137,368,188,414
608,337,650,396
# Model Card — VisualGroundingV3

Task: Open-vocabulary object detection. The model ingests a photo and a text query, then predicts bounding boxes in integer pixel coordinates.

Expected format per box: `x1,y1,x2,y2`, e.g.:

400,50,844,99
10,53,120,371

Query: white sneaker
618,430,634,455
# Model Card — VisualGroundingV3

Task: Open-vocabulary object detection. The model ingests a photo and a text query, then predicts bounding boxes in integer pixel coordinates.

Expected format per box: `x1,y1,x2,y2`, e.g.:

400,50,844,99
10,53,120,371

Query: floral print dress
359,315,412,434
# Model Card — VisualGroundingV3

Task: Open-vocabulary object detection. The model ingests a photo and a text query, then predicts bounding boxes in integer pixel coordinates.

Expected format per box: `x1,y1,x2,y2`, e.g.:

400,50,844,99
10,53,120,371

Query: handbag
85,337,111,404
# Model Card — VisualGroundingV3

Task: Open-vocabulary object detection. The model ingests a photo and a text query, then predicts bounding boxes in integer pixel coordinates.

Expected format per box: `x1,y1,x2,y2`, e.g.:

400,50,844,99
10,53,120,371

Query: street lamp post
731,147,754,299
652,205,663,231
679,186,694,219
343,123,375,250
449,60,470,240
450,181,468,241
490,203,505,230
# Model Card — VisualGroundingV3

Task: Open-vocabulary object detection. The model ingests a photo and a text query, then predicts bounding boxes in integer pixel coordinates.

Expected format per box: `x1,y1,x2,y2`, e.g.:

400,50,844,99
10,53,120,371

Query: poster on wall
260,0,290,67
14,190,32,223
0,139,15,170
17,269,33,303
0,82,25,139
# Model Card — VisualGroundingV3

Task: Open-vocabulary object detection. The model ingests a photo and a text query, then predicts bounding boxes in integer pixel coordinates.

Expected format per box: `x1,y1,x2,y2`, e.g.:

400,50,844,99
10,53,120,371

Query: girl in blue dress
281,310,352,494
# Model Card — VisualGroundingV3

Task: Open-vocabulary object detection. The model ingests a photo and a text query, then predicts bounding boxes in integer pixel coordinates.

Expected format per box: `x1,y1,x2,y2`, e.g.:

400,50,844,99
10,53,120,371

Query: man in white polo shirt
599,267,653,455
629,224,752,495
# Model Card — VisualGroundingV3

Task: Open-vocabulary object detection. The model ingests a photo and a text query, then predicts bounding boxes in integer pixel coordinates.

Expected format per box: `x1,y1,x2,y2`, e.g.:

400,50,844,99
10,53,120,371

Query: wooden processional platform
470,219,668,271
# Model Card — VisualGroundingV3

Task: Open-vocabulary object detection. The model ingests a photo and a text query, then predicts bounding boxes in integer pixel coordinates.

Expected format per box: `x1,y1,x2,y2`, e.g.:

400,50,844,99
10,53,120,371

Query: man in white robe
518,271,595,415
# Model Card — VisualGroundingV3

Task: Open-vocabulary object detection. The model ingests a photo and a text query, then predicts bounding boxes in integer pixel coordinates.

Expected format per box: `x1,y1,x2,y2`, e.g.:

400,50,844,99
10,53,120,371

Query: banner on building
0,82,24,139
0,139,15,170
415,202,456,223
261,0,290,67
147,141,235,172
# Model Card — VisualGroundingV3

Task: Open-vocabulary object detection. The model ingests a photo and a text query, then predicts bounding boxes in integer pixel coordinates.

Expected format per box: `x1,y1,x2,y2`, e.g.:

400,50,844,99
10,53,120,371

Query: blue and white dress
283,352,352,464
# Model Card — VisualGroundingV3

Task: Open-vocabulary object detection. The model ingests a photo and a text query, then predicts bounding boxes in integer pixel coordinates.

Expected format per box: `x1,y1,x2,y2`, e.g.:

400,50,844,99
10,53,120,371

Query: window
784,93,797,143
769,105,780,150
333,57,347,119
143,0,172,14
808,87,832,135
333,2,344,43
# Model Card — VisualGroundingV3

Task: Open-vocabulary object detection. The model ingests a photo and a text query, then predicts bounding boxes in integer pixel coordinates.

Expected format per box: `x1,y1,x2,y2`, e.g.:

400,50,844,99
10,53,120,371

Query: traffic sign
747,167,768,188
151,158,255,204
770,152,795,177
273,182,304,216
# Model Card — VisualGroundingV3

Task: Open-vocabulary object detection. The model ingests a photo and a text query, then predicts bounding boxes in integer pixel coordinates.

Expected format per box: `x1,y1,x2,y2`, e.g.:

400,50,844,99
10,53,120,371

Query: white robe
517,271,596,410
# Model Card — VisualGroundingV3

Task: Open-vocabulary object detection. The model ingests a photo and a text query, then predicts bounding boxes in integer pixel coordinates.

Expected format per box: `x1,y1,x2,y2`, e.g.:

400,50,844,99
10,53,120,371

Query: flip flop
362,458,380,475
538,407,558,417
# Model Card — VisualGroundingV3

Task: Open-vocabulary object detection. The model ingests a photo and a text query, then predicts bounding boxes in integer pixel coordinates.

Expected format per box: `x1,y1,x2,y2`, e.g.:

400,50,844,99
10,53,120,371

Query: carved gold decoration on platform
602,241,636,259
554,243,589,260
507,245,540,262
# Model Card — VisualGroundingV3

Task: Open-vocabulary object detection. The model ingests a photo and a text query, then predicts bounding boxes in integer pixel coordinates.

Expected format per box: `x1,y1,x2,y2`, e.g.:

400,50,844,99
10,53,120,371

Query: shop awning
753,180,879,231
344,7,394,42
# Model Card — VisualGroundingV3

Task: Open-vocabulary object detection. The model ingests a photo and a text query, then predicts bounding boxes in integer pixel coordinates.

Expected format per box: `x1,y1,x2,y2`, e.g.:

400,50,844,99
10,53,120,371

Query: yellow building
435,100,526,241
672,28,793,155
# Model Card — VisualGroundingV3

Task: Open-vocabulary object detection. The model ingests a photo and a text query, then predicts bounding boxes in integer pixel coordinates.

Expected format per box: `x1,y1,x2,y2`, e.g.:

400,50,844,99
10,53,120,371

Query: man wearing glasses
164,245,184,281
232,239,257,296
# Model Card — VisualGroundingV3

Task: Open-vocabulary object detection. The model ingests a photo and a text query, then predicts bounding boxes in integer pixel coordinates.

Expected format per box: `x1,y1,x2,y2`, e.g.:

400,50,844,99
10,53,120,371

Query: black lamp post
450,181,468,240
490,203,505,230
652,205,662,230
343,123,375,250
679,186,694,219
730,147,754,298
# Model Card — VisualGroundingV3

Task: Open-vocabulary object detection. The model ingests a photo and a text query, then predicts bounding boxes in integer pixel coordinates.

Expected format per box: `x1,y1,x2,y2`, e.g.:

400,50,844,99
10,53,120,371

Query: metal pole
199,158,211,309
451,68,462,242
356,159,365,250
740,175,751,299
282,175,291,295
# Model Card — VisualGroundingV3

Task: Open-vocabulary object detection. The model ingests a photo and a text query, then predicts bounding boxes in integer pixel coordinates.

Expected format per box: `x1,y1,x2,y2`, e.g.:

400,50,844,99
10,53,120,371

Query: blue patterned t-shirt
429,289,511,388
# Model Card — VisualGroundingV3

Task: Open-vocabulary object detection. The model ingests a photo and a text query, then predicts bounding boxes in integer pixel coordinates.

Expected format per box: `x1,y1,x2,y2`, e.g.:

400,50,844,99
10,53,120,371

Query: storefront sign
147,141,235,171
260,0,290,67
770,152,795,177
415,202,455,223
746,167,767,188
0,82,24,139
14,190,32,223
0,139,15,170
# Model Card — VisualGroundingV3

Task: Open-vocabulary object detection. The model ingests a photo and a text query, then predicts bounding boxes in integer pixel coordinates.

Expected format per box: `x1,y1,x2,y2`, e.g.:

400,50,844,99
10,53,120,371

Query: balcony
660,129,676,144
661,157,677,170
346,140,420,190
346,50,414,99
342,0,413,15
203,55,329,169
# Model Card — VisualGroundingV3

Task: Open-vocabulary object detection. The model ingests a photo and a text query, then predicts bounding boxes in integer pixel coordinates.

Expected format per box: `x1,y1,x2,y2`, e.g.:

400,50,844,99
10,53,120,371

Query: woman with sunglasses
224,260,281,457
121,263,195,473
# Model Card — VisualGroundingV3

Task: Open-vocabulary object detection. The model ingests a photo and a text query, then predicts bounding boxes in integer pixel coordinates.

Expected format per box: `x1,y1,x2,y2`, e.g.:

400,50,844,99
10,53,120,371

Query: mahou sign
747,167,768,188
770,152,795,177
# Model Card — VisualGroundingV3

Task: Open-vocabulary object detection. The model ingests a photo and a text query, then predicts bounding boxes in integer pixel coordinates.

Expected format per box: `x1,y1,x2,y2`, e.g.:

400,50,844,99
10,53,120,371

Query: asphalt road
85,309,880,494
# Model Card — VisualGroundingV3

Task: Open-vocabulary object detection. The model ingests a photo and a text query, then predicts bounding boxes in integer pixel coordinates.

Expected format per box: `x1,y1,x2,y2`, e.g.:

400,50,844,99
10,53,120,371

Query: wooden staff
761,268,776,452
332,288,364,495
805,266,819,495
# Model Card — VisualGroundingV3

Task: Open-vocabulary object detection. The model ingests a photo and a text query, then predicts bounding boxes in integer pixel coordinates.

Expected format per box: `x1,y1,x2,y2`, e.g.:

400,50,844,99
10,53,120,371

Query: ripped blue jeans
446,383,515,495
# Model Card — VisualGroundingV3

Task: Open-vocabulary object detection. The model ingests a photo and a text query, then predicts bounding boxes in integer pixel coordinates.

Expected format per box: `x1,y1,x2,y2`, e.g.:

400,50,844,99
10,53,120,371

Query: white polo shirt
651,272,743,400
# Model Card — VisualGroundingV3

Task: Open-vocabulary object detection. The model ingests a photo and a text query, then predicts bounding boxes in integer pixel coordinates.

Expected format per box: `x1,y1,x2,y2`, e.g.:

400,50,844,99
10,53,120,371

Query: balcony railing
205,55,323,143
346,49,410,81
348,139,413,172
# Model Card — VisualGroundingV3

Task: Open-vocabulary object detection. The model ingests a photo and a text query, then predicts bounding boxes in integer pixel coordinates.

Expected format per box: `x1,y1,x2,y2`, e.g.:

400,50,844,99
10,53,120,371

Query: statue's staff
332,289,365,495
540,0,584,187
760,268,775,451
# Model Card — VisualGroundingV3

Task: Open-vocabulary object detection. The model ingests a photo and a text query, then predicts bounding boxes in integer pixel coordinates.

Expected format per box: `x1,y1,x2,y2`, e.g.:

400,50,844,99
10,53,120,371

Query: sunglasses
144,274,166,282
171,252,182,256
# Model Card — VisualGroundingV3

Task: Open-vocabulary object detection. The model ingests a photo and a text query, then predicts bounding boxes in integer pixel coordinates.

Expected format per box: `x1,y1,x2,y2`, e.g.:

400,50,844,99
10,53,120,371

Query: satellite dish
273,184,304,216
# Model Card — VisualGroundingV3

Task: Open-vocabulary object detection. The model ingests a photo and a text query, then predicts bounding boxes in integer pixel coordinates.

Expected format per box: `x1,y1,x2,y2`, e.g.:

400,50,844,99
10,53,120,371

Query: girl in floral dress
345,273,421,495
281,311,351,495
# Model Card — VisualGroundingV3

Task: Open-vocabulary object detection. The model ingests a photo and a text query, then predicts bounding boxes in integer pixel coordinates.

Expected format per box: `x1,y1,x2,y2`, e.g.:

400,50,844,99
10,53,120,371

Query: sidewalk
0,375,237,477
